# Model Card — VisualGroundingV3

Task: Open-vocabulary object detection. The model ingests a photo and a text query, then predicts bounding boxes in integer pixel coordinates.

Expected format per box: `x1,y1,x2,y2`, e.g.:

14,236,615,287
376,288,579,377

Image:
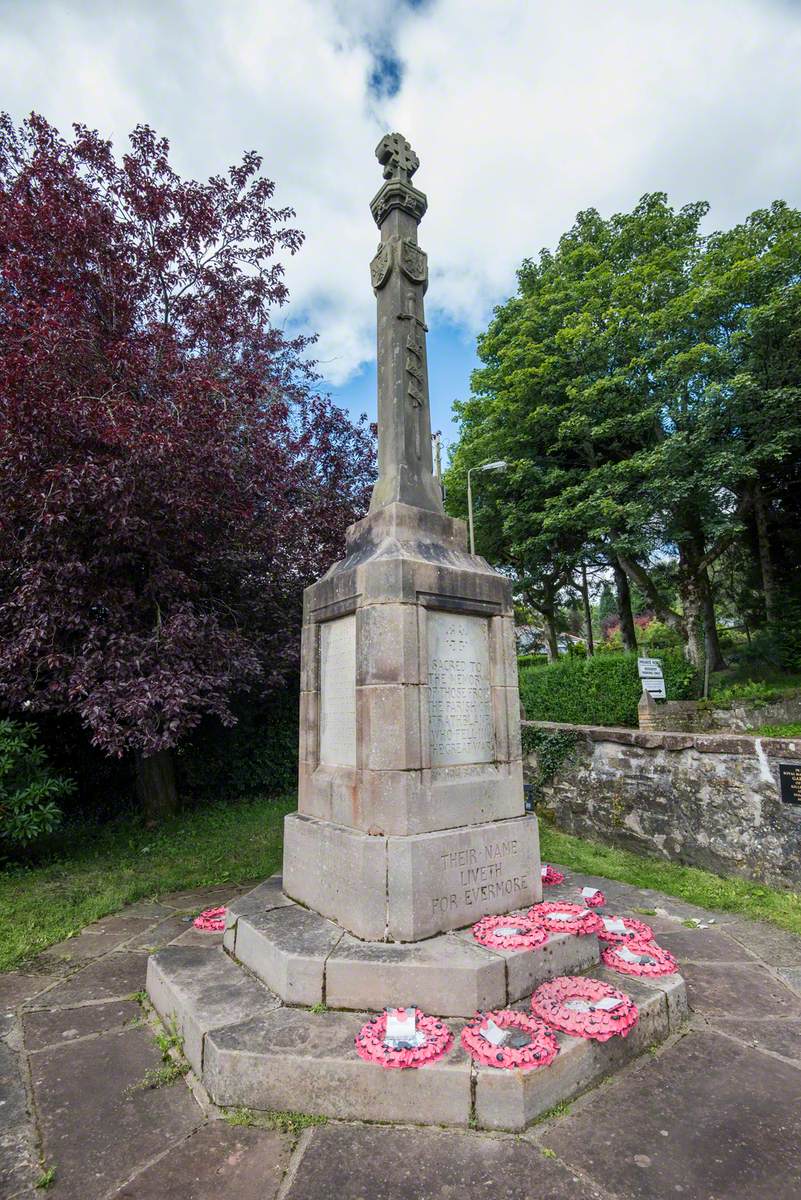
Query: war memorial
146,135,687,1130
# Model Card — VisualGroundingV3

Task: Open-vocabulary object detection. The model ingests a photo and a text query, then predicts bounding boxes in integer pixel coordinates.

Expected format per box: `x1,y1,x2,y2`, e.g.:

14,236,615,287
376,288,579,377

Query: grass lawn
540,823,801,936
2,795,800,973
0,794,294,972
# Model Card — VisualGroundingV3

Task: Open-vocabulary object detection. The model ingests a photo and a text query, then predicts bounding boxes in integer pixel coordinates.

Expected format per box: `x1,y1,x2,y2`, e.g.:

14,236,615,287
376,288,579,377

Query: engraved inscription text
427,612,494,767
319,615,357,767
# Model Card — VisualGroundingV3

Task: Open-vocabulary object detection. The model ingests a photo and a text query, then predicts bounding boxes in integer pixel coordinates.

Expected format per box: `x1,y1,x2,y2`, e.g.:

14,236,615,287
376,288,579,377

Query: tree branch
616,554,686,633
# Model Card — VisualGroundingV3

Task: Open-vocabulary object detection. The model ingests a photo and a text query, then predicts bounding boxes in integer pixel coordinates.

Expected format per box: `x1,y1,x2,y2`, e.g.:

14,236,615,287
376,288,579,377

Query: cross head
376,132,419,183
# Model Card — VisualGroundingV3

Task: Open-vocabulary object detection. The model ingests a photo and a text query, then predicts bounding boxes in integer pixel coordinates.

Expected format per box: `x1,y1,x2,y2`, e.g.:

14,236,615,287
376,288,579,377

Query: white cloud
2,0,801,388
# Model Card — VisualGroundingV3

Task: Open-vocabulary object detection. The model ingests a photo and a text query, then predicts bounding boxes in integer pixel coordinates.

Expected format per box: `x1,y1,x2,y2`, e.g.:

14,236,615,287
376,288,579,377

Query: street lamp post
467,460,507,556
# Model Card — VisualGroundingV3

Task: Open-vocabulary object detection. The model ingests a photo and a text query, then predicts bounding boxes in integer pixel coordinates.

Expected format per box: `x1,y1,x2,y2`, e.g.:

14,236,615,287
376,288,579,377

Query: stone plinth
146,936,687,1131
222,876,595,1015
287,501,540,941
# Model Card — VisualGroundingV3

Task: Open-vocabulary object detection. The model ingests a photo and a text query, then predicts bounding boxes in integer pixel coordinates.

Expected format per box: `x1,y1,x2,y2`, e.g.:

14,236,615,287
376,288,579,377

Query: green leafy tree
446,194,801,670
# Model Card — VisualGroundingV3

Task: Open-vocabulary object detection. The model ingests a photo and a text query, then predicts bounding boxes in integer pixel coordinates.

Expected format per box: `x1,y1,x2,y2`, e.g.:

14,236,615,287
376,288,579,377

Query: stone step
147,933,687,1131
146,945,280,1075
203,1007,473,1127
475,966,688,1130
225,883,602,1016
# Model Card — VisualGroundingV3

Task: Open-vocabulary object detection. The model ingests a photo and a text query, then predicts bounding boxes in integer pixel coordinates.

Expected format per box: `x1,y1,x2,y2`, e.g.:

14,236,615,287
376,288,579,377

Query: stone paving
2,874,801,1199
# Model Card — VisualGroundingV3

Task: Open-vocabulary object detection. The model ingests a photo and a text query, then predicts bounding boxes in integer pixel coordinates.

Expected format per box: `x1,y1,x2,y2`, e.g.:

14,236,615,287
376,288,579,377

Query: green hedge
519,650,699,728
176,691,298,803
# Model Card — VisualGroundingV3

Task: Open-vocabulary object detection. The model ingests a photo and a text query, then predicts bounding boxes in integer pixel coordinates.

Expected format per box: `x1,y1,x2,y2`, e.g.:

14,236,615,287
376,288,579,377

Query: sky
3,0,801,452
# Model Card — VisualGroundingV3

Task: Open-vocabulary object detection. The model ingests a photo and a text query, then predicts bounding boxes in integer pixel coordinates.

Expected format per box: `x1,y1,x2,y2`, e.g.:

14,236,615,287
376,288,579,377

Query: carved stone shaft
369,133,443,514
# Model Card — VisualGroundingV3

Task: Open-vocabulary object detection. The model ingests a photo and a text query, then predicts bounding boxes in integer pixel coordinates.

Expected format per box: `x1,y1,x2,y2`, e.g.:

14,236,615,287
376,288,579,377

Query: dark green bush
0,719,74,855
519,650,699,727
176,691,298,803
517,653,549,670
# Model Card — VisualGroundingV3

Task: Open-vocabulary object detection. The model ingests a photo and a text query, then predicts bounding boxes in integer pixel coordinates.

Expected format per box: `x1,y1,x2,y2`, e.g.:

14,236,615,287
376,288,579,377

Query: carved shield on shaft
400,239,427,285
370,243,393,291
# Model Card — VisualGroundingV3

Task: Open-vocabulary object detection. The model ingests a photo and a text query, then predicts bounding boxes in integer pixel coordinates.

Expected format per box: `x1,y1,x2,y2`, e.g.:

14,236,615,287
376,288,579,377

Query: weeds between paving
1,793,799,972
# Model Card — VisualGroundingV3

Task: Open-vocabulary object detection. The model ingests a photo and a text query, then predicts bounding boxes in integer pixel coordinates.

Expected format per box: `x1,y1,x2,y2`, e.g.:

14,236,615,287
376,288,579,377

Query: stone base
147,931,686,1131
283,812,541,942
222,877,596,1016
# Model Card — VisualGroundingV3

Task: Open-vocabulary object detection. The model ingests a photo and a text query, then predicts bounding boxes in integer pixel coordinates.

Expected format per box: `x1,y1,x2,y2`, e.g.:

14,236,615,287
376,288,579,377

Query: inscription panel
779,763,801,806
386,816,540,940
431,837,530,922
319,614,357,767
427,612,494,767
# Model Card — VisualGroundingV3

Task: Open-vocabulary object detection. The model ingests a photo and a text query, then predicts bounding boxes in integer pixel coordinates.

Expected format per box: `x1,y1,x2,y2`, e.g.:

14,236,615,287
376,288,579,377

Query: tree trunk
612,556,638,652
701,566,726,672
580,562,594,655
135,748,178,822
543,609,559,662
753,479,779,626
677,550,706,670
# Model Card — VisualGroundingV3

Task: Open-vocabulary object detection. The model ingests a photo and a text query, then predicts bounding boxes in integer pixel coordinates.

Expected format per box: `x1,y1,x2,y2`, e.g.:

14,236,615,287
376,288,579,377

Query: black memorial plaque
778,763,801,806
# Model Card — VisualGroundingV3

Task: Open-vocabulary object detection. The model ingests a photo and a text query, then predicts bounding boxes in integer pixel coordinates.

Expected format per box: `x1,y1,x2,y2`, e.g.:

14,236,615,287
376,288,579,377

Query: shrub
639,619,683,650
517,654,549,669
176,691,298,803
0,719,74,855
711,679,787,706
519,650,699,727
753,722,801,738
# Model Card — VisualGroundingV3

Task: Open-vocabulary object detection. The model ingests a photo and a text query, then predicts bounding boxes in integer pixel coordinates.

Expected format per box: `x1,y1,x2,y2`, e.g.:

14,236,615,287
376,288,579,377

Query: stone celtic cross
368,133,442,514
376,132,420,183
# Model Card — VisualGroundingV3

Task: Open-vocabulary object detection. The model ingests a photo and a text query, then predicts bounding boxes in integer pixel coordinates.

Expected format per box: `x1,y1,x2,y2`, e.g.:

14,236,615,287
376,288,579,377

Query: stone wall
524,721,801,887
636,690,801,734
707,694,801,733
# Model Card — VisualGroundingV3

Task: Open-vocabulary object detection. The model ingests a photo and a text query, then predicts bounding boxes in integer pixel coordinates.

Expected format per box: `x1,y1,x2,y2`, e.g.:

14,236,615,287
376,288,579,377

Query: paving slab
125,914,198,950
23,999,141,1051
0,1124,38,1200
283,1123,613,1200
111,1122,293,1200
112,900,175,920
40,917,155,962
325,930,506,1015
157,885,248,910
718,1017,801,1061
778,967,801,998
147,946,280,1075
654,925,752,962
27,953,149,1009
203,1007,472,1127
0,973,50,1011
726,919,801,968
29,1025,200,1200
169,927,225,948
232,905,344,1006
0,1040,30,1128
543,1029,801,1200
682,960,801,1018
475,966,676,1131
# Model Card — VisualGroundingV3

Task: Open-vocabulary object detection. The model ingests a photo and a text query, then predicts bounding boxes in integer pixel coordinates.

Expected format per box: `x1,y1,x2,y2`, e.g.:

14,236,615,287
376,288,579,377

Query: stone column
368,133,443,514
284,134,540,942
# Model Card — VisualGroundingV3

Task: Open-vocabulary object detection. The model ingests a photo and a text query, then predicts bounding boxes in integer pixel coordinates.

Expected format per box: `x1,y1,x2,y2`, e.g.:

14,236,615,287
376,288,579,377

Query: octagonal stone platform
147,875,688,1131
222,876,600,1016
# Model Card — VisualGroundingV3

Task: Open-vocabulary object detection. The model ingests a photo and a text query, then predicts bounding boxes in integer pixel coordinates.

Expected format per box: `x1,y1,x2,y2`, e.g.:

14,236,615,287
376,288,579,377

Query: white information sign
319,614,357,767
427,612,494,767
637,657,666,700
